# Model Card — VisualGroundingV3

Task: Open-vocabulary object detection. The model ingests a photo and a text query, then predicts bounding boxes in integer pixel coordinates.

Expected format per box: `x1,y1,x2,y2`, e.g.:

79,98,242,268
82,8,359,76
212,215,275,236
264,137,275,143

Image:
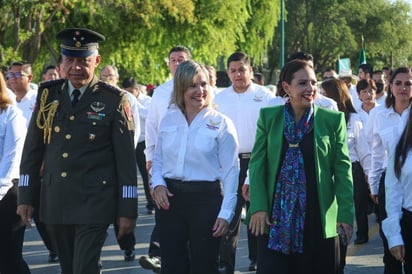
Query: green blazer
246,105,354,238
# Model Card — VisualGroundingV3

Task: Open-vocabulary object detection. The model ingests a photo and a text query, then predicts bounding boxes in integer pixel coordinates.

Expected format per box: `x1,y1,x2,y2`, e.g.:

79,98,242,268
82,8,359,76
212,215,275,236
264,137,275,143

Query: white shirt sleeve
382,149,404,249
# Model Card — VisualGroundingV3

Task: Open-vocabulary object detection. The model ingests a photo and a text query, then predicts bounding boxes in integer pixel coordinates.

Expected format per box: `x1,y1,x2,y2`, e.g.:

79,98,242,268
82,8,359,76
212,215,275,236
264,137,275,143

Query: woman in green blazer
247,60,354,274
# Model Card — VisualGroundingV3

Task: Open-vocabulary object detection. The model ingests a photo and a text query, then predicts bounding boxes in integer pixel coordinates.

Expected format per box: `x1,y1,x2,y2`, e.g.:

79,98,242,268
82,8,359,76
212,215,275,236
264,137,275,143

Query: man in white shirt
214,51,276,273
141,45,192,273
7,62,37,128
7,61,59,263
99,65,140,262
122,77,154,214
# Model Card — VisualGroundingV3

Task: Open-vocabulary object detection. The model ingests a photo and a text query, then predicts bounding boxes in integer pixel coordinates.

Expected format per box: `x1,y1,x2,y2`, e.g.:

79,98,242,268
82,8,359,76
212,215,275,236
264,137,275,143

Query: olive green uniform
18,76,137,273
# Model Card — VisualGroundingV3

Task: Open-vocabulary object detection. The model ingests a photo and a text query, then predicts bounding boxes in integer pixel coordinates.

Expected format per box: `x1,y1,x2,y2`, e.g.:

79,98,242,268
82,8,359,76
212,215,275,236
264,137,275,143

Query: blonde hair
171,60,212,112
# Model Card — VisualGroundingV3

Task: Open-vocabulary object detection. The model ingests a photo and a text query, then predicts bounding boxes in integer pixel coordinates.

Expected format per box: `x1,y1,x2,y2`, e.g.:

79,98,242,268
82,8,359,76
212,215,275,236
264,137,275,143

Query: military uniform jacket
18,76,138,224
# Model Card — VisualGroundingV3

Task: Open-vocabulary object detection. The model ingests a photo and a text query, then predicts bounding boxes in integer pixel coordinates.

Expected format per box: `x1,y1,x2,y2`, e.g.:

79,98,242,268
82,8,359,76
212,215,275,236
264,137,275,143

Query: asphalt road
22,181,385,273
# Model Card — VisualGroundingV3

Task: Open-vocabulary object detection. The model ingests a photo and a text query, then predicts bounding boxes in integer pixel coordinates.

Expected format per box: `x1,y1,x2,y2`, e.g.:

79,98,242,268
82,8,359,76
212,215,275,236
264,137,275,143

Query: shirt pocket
194,127,218,153
159,126,178,151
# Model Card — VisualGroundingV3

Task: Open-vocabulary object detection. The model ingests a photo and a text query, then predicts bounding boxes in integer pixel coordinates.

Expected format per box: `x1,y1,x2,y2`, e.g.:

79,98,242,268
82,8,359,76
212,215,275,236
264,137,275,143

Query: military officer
17,28,138,274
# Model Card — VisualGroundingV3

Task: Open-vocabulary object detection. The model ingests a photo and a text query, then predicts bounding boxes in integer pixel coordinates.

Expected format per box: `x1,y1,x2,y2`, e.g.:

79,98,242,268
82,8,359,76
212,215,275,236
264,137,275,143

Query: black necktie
71,89,81,107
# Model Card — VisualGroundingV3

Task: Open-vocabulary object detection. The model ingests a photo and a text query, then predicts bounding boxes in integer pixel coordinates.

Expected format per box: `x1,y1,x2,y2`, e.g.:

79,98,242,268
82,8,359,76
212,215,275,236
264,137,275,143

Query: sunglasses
6,71,29,79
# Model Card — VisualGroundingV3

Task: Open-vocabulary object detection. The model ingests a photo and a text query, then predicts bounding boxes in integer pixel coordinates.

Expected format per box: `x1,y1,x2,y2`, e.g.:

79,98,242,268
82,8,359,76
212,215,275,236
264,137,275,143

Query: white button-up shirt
151,105,239,222
382,149,412,249
365,105,409,195
0,105,27,199
145,79,174,161
213,83,275,153
16,88,37,128
136,92,151,143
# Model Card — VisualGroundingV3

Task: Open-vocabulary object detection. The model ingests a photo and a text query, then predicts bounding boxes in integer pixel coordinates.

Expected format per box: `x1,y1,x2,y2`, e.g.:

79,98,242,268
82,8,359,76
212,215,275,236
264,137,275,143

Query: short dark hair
287,52,314,63
358,63,374,77
121,77,138,89
227,52,250,68
168,45,191,59
43,65,57,75
356,79,377,94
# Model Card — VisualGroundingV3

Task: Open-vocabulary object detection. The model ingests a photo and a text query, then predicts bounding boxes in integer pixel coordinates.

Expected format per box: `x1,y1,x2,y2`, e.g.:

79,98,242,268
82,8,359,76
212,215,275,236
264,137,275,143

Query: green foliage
0,0,411,86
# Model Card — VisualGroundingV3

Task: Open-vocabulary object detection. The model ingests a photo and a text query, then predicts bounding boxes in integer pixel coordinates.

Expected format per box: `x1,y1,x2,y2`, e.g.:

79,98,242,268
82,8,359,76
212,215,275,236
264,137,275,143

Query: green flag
358,47,366,66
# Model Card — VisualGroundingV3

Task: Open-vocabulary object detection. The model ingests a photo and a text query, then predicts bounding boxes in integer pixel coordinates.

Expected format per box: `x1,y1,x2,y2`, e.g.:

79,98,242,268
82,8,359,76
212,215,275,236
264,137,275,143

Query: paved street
22,182,385,273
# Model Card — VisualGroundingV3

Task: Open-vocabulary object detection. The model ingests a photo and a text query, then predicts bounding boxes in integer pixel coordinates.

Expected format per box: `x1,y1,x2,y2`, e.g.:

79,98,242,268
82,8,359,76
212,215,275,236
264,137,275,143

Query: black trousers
401,209,412,273
148,223,161,258
377,171,403,274
0,181,31,274
136,141,155,210
46,223,108,274
33,203,56,255
256,234,337,274
219,156,249,273
157,179,222,274
352,161,370,240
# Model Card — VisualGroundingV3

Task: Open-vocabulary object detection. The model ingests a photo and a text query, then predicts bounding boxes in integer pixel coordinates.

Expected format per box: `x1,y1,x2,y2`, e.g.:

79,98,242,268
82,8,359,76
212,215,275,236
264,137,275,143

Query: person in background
253,72,265,86
321,78,368,273
247,60,354,274
205,65,219,95
365,67,412,274
42,65,60,82
214,51,275,273
7,61,58,263
6,61,37,127
151,60,239,274
99,65,140,262
0,71,30,274
382,105,412,273
358,63,373,81
122,77,155,215
17,27,138,274
339,69,361,110
372,70,388,106
141,45,192,273
322,68,338,80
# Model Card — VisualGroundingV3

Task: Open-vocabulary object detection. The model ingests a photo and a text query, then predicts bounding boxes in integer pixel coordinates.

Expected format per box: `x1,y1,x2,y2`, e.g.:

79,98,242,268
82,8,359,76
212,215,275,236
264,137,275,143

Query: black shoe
48,252,59,263
218,264,234,274
249,260,257,271
124,250,135,261
139,255,161,273
354,237,368,245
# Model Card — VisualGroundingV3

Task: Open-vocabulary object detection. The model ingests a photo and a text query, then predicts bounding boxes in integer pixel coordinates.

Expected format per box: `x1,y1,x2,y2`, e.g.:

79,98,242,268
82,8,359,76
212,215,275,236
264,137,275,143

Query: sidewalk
22,183,384,273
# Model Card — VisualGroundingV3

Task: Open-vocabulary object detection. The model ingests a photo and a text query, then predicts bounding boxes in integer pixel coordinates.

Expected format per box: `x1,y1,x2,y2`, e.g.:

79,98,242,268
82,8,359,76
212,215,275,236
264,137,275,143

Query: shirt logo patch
253,94,264,102
206,118,221,130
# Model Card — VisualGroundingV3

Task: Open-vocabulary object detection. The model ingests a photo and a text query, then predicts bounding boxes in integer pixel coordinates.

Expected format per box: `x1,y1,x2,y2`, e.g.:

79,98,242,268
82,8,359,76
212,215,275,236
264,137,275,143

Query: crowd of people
0,26,411,274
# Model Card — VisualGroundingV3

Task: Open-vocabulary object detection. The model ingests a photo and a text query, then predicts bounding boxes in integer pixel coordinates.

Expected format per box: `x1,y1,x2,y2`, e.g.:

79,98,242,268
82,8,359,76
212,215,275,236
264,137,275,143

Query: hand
153,185,174,210
212,218,229,237
146,161,152,174
337,222,353,242
242,184,250,202
390,245,405,264
370,194,378,204
117,217,136,239
249,211,270,236
16,204,34,227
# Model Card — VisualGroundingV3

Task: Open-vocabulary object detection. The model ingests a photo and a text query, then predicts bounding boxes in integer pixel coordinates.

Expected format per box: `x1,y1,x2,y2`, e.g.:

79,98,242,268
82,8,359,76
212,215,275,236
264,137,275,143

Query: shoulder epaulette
39,78,65,89
98,81,124,97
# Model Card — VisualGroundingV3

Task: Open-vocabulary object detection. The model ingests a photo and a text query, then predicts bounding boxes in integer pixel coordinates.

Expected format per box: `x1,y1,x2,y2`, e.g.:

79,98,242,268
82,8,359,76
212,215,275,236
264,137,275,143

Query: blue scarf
268,103,314,254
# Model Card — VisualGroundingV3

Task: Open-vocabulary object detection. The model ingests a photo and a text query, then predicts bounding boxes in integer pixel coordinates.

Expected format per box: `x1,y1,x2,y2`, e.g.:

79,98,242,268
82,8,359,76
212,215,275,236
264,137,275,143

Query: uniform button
65,134,72,140
92,121,97,126
61,172,67,178
102,180,107,185
54,126,60,133
62,153,69,158
69,115,75,120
